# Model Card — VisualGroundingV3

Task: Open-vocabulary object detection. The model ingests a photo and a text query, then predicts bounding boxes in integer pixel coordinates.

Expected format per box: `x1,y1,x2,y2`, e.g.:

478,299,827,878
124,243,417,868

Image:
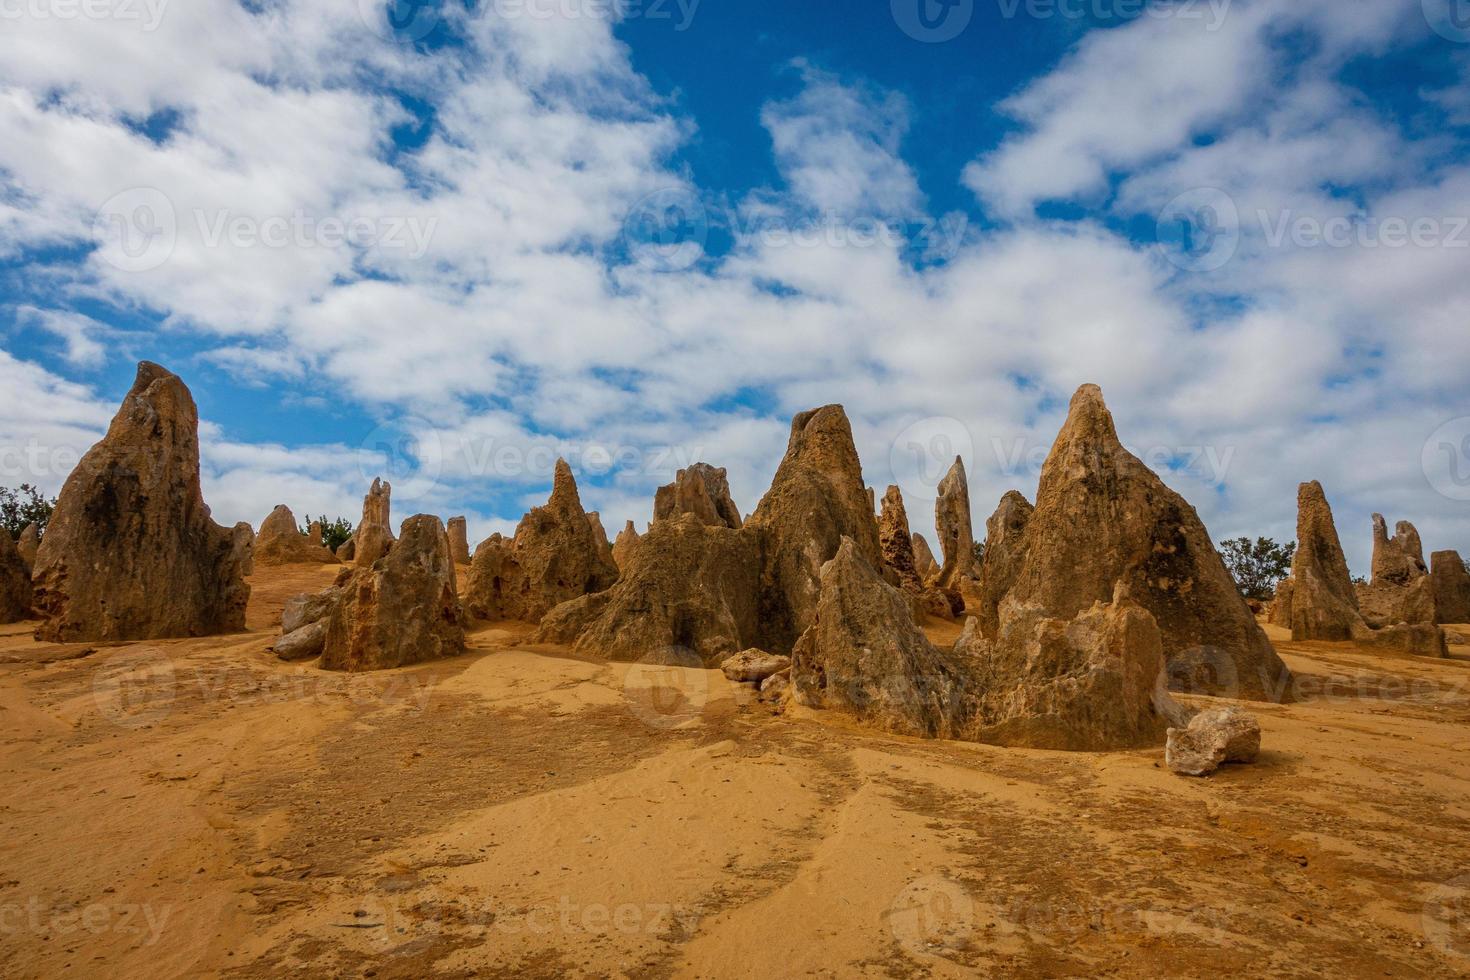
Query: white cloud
760,63,923,218
0,0,1467,583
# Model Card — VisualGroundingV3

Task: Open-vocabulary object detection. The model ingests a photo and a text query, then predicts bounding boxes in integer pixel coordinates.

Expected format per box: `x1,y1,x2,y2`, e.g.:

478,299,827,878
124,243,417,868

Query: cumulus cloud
0,0,1467,578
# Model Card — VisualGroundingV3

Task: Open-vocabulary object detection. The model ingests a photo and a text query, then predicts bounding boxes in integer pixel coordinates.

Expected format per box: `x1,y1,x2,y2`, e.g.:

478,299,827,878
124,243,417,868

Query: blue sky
2,0,1469,575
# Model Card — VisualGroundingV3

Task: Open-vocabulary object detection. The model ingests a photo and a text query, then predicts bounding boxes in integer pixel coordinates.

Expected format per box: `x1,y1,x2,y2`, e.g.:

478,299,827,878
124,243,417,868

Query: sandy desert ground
3,563,1470,978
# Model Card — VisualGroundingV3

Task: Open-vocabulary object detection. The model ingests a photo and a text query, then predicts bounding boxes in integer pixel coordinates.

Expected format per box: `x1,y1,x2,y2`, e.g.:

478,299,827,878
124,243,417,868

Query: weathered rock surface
1165,707,1261,776
31,362,251,642
1266,578,1294,628
612,520,641,569
534,514,760,664
979,384,1290,701
911,532,940,582
1357,622,1448,658
586,511,611,552
1431,551,1470,624
281,588,343,635
1289,482,1362,642
745,405,882,651
447,516,470,565
336,535,355,562
1357,514,1435,627
934,456,976,591
878,485,923,591
0,530,31,624
720,649,791,683
464,460,619,623
1371,514,1427,585
653,463,742,529
320,515,464,671
1356,577,1437,628
791,538,973,738
760,669,790,700
962,584,1189,750
16,523,39,573
791,540,1184,749
354,479,395,568
878,485,954,620
1289,484,1447,655
273,619,329,661
254,505,339,566
974,490,1033,639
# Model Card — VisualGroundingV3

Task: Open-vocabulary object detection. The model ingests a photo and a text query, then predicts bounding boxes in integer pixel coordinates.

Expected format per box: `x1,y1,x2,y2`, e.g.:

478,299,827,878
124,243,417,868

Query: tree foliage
2,484,56,540
302,515,354,552
1218,536,1295,601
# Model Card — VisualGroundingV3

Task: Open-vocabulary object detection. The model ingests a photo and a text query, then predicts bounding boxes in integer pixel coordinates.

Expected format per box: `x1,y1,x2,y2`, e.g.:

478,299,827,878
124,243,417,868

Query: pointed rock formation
464,460,619,623
878,485,954,620
31,362,250,642
1289,482,1363,641
979,384,1290,701
934,456,976,591
1371,515,1427,585
0,530,31,624
790,538,973,738
586,510,611,552
612,520,640,569
336,535,355,562
254,505,339,566
354,478,395,568
447,516,470,564
652,462,742,529
1359,514,1435,627
16,522,39,573
974,490,1033,639
912,532,939,581
1266,578,1294,629
745,405,882,651
535,513,761,664
1431,551,1470,624
1290,484,1446,656
878,485,923,592
320,515,464,671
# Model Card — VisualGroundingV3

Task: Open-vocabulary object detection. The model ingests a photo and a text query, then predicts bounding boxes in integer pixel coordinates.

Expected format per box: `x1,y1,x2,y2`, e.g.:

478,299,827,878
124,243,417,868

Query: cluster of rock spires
14,362,1467,773
463,460,619,623
1266,482,1454,657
